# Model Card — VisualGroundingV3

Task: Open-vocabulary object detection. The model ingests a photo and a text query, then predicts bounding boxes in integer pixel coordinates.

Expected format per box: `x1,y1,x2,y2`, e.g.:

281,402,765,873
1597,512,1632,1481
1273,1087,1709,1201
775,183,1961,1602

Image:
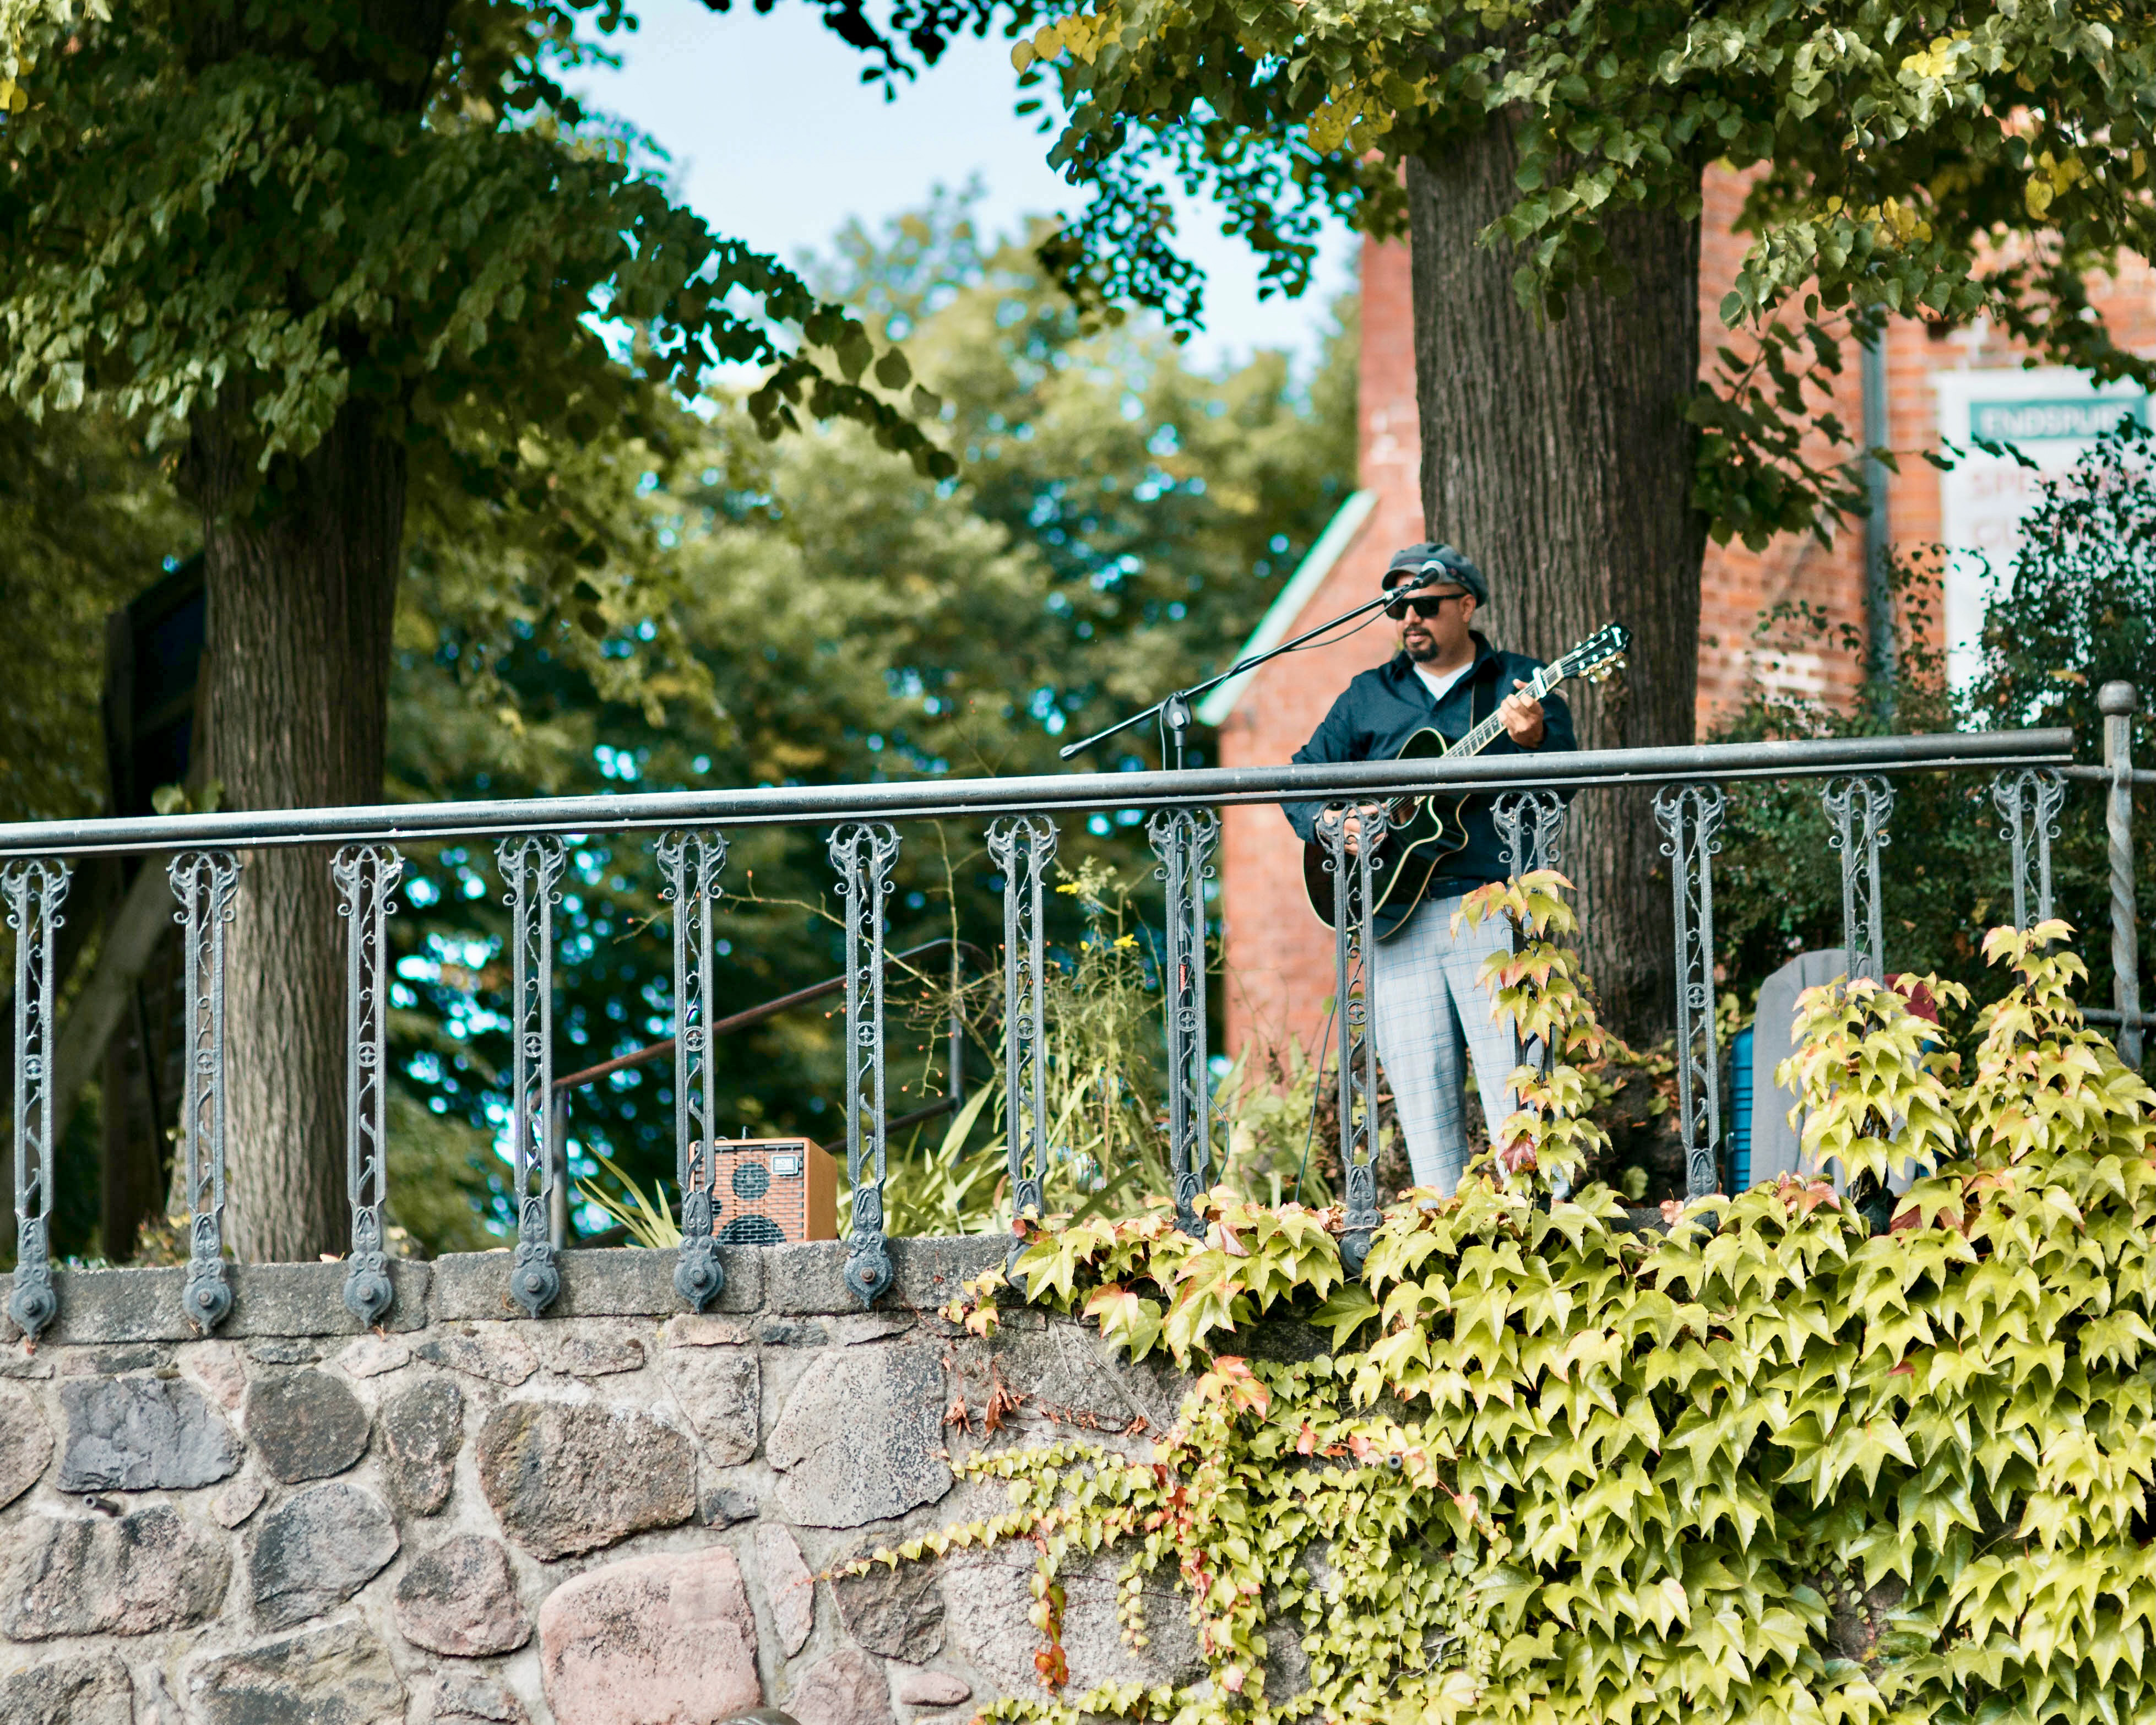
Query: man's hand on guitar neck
1498,681,1546,748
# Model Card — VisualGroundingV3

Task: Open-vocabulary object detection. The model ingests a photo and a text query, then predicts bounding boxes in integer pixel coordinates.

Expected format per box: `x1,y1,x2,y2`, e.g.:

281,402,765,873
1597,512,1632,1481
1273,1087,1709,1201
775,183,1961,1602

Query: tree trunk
1408,124,1706,1045
190,402,406,1261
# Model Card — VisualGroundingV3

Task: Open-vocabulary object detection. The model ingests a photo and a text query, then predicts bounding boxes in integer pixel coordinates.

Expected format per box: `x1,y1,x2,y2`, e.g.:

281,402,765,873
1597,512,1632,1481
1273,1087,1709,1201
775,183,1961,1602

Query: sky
566,0,1355,373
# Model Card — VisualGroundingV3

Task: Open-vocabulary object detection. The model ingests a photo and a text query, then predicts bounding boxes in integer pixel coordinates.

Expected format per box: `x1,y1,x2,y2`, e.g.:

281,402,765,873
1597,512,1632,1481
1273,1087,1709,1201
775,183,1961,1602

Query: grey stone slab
249,1481,400,1630
188,1620,406,1725
477,1400,696,1559
2,1260,429,1344
428,1245,764,1321
767,1343,951,1528
0,1651,134,1725
764,1236,1003,1315
57,1375,241,1493
245,1369,371,1483
4,1504,231,1639
381,1376,464,1517
0,1380,55,1509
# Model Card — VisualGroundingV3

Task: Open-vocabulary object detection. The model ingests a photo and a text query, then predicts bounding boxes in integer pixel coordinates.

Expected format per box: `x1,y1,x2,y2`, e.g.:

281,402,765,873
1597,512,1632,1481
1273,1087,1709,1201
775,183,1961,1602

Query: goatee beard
1403,636,1441,663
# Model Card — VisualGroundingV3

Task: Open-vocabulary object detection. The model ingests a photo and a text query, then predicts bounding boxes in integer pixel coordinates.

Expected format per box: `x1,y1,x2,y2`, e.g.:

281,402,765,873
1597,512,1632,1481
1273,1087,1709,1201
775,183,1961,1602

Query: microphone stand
1058,575,1433,769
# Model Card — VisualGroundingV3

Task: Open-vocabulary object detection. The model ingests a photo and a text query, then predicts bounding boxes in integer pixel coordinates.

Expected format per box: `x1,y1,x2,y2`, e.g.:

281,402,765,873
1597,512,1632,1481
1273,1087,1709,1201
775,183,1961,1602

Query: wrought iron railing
4,697,2147,1339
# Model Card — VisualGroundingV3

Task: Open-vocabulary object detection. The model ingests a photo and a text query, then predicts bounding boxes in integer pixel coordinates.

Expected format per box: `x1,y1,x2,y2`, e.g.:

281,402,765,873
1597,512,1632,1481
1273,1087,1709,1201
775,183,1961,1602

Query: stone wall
0,1240,1202,1725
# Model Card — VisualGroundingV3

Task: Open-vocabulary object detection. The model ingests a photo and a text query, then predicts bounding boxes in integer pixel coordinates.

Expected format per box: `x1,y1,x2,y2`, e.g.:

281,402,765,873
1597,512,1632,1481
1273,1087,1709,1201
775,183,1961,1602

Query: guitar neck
1446,665,1561,759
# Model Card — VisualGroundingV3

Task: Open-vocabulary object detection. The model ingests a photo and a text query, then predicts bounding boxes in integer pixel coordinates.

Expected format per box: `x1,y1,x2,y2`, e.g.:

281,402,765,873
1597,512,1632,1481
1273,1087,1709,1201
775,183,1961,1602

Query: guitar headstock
1555,622,1630,687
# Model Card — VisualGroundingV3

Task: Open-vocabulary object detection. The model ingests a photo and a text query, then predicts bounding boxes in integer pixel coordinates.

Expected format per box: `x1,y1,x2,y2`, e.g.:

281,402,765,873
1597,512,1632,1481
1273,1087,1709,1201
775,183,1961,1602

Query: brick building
1203,167,2156,1065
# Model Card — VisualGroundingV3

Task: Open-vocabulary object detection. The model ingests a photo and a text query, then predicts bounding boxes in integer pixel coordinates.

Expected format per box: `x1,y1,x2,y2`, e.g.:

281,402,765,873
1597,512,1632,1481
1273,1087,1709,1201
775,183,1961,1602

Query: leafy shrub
875,875,2156,1725
1713,421,2154,1041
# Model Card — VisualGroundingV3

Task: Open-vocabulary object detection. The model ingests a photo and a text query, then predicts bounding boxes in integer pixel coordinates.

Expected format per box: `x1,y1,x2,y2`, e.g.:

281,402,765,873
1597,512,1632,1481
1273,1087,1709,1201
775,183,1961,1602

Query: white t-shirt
1411,659,1473,709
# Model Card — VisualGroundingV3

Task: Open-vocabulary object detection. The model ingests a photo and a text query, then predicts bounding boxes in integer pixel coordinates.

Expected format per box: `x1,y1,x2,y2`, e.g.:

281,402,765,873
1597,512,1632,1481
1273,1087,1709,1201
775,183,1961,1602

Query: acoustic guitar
1301,623,1631,937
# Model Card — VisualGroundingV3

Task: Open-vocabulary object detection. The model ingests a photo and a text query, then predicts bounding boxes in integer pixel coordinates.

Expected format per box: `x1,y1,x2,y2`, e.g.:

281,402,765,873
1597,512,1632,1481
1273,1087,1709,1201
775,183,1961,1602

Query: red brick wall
1217,186,2156,1065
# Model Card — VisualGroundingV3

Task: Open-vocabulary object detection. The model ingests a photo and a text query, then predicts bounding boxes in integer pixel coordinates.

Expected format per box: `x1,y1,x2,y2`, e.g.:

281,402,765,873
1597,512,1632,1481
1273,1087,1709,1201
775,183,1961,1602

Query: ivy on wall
855,875,2156,1725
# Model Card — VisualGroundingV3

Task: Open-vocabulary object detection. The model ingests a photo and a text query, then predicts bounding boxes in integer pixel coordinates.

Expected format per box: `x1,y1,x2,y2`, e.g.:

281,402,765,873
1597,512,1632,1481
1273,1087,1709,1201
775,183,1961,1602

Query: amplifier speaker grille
694,1139,837,1245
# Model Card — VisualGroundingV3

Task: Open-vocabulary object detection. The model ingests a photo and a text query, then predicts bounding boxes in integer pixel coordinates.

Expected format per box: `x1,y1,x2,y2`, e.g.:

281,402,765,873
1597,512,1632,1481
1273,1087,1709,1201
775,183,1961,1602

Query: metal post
1147,808,1218,1235
497,836,567,1317
987,816,1055,1282
1654,785,1725,1201
1492,789,1566,879
547,1092,568,1251
334,844,403,1326
657,830,728,1310
1319,807,1385,1272
169,850,240,1330
2103,682,2142,1066
4,859,68,1341
1990,767,2066,930
1822,775,1896,983
830,822,900,1305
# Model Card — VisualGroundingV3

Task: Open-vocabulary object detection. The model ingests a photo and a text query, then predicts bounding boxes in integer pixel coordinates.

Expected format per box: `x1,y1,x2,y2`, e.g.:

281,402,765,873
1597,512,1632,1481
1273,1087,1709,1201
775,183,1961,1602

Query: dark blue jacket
1282,634,1578,891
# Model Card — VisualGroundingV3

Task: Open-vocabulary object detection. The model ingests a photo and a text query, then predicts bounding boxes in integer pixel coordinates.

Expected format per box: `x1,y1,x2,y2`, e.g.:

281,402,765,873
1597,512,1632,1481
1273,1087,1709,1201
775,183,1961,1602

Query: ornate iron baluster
497,836,568,1317
1319,807,1386,1273
334,844,403,1326
1822,775,1896,983
987,815,1057,1284
1147,807,1219,1236
830,822,900,1306
5,859,68,1341
657,829,729,1311
1492,789,1567,878
169,850,240,1330
1654,785,1725,1202
1991,766,2066,931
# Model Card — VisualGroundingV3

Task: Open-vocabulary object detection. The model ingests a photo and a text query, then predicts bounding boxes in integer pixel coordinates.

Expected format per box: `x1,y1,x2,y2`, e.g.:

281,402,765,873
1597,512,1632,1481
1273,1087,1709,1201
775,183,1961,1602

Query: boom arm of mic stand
1056,584,1410,762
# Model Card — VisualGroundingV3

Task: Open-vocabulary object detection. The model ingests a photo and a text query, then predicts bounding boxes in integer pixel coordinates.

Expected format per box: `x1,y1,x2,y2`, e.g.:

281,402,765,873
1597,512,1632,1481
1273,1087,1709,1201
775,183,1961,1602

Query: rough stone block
187,1620,406,1725
0,1651,134,1725
542,1326,648,1376
767,1344,951,1528
382,1376,465,1517
336,1334,412,1378
56,1375,241,1493
787,1647,894,1725
702,1482,761,1527
941,1550,1204,1695
656,1345,759,1463
538,1545,761,1723
890,1665,970,1708
210,1474,268,1529
249,1481,400,1630
417,1669,531,1723
183,1340,249,1408
664,1314,753,1348
428,1245,762,1321
3,1504,230,1639
416,1325,540,1387
764,1239,1001,1316
756,1521,817,1656
476,1400,696,1559
0,1379,54,1509
393,1532,533,1657
245,1368,371,1482
834,1550,945,1661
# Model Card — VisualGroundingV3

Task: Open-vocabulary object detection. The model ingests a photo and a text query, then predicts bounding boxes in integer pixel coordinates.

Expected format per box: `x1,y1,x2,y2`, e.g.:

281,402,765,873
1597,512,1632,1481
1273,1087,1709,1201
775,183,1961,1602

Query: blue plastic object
1729,1024,1755,1191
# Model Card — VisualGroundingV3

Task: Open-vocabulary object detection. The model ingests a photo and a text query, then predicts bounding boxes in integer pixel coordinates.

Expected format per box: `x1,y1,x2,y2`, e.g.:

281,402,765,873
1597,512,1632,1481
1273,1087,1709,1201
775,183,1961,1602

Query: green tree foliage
895,884,2156,1725
382,198,1357,1250
0,406,191,825
757,0,2156,547
1713,426,2155,1029
0,1,943,486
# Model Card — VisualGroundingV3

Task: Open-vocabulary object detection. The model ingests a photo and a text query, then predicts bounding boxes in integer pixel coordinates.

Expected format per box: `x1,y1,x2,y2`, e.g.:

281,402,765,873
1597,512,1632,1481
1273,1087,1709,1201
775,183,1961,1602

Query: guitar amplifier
703,1139,838,1246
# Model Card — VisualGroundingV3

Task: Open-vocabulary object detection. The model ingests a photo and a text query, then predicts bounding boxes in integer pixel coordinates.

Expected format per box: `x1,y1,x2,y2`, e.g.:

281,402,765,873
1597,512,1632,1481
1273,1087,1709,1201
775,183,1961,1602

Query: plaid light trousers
1367,888,1520,1194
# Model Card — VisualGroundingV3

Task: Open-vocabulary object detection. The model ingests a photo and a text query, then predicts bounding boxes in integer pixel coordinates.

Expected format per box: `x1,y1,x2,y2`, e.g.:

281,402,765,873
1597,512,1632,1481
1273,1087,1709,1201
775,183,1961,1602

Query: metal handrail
0,726,2076,858
2,717,2131,1342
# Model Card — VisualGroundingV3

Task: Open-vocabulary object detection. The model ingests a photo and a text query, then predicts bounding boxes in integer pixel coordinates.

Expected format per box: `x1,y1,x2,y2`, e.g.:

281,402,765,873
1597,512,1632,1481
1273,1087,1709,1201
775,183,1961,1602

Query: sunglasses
1383,589,1470,620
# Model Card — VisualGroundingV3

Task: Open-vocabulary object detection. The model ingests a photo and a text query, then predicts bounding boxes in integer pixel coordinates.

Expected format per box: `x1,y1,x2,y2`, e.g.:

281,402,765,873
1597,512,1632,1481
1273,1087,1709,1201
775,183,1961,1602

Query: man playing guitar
1282,543,1577,1195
